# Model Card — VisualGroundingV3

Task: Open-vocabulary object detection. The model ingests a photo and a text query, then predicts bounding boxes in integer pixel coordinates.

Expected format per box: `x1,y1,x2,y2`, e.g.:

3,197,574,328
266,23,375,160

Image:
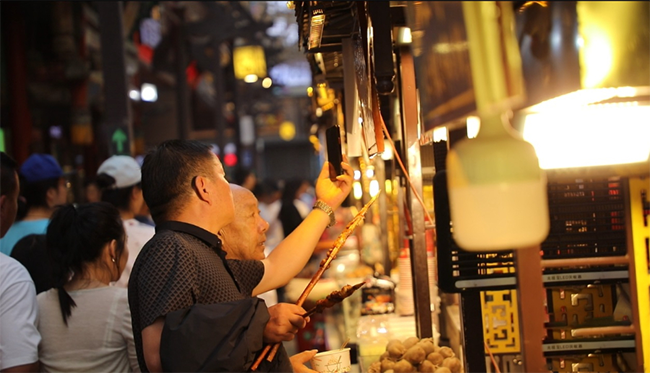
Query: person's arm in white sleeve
0,279,40,372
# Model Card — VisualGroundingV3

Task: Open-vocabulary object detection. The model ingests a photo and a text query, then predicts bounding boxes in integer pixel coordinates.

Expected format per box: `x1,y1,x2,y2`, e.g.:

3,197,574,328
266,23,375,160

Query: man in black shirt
129,140,352,372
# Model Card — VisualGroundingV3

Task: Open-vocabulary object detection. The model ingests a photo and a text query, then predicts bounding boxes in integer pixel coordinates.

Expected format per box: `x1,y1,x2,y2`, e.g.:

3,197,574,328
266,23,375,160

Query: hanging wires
378,110,434,224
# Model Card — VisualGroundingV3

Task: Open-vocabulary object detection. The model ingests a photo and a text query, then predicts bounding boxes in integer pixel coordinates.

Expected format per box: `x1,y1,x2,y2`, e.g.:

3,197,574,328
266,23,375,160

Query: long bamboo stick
250,193,380,370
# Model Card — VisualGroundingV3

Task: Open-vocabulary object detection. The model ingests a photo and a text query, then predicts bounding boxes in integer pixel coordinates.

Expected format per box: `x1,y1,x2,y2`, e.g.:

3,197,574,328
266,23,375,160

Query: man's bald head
221,184,269,260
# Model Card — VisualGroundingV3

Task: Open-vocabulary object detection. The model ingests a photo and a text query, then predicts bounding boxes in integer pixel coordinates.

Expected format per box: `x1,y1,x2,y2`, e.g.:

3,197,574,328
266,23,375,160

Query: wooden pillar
211,42,226,158
4,3,32,163
515,246,547,372
172,6,190,141
97,2,132,156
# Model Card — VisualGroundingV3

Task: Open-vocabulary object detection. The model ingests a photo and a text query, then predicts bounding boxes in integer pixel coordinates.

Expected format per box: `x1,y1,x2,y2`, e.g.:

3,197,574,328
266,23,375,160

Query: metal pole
399,46,432,339
376,158,391,275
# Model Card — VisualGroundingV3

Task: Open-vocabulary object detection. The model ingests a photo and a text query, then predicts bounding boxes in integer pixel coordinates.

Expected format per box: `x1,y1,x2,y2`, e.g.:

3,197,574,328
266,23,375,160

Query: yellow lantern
233,45,267,82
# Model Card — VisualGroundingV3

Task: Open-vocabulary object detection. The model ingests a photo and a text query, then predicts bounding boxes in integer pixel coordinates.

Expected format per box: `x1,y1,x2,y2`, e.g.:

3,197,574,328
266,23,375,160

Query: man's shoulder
0,253,34,294
135,229,197,264
0,253,31,281
144,228,189,246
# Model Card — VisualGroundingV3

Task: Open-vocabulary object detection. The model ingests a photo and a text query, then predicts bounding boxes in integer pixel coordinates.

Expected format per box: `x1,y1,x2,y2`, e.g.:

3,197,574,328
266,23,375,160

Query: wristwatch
313,200,336,228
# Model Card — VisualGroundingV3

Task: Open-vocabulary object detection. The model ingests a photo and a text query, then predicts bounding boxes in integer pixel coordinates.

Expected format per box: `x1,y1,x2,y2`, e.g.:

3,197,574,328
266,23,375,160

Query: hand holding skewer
250,194,380,371
301,282,365,318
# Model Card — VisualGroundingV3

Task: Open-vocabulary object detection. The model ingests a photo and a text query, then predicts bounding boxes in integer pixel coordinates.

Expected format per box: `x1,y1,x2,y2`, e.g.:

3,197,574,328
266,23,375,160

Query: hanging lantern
233,45,267,82
446,2,549,252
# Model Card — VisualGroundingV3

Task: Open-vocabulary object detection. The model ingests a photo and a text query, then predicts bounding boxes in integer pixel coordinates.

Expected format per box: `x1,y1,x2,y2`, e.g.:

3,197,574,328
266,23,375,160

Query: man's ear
0,195,6,213
45,187,57,207
193,175,211,204
131,186,141,201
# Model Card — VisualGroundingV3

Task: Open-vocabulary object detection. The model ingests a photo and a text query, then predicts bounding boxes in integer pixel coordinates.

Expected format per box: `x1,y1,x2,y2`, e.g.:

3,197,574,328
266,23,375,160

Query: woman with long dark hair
36,202,139,372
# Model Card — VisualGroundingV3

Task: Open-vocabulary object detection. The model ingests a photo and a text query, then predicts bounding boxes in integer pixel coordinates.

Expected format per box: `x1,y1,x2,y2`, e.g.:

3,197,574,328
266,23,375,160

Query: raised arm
253,161,353,295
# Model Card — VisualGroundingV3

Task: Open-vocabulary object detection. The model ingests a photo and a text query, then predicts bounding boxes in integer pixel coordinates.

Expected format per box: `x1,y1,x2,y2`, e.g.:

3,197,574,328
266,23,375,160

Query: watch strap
313,200,336,228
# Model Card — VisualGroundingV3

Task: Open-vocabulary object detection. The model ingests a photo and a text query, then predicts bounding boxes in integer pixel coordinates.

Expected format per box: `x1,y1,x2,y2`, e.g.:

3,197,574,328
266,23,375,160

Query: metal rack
434,171,644,372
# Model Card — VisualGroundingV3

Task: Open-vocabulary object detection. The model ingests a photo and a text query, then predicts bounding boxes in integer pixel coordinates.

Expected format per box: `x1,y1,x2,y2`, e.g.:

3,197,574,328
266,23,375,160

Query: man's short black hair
1,152,19,197
141,140,217,223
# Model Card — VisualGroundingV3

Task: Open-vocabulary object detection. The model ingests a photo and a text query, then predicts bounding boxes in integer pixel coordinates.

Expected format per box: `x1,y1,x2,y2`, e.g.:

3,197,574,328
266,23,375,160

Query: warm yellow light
308,14,326,49
262,77,272,88
353,181,363,200
523,105,650,169
433,126,448,142
369,180,380,197
353,170,361,180
380,139,393,160
279,121,296,141
366,168,374,178
233,45,267,81
581,26,613,88
309,135,320,152
307,87,314,97
244,74,258,83
397,27,412,45
529,87,638,112
385,179,393,194
466,116,480,139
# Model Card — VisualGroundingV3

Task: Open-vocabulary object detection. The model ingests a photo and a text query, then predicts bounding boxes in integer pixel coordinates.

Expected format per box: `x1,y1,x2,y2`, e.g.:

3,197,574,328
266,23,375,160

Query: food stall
289,1,649,372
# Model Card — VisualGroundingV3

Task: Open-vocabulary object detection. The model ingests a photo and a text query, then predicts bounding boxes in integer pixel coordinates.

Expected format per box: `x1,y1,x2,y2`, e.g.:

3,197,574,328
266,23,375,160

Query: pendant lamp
446,2,549,251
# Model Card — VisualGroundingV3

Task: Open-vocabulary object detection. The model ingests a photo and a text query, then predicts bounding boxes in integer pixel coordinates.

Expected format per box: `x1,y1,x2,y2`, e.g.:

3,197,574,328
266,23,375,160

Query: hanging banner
342,38,361,157
352,34,378,157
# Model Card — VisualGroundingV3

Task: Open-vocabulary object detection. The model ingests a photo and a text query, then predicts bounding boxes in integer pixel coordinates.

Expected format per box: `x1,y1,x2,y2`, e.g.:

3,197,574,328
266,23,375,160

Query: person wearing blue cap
0,154,68,256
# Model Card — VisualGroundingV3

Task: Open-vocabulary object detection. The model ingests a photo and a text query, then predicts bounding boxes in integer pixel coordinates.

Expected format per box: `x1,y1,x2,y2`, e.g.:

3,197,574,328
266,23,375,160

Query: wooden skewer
301,282,365,318
250,194,380,370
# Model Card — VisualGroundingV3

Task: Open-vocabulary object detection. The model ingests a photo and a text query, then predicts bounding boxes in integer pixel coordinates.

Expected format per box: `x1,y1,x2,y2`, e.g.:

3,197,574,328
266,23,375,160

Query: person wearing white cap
96,155,155,288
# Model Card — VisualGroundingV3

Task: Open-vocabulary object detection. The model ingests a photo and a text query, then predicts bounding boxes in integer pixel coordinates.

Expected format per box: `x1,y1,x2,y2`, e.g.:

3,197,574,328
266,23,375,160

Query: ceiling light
129,90,141,101
523,104,650,169
141,83,158,102
244,74,259,83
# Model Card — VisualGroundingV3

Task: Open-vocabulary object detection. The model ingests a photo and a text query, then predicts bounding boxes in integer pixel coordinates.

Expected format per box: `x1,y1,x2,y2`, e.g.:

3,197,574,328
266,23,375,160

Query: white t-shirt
37,286,140,373
114,219,155,288
0,253,40,370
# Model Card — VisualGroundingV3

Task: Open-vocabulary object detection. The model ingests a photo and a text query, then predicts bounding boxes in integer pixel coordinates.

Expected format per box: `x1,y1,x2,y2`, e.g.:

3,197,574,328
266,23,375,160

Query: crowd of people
0,140,353,372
